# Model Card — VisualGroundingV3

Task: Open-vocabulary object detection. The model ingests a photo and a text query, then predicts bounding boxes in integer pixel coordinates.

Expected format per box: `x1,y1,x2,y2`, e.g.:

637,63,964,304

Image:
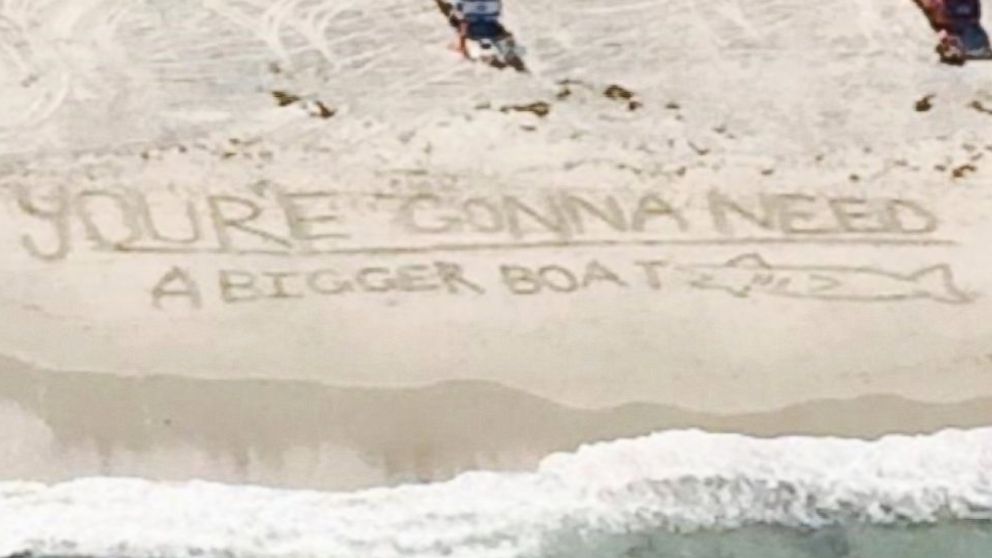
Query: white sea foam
0,429,989,558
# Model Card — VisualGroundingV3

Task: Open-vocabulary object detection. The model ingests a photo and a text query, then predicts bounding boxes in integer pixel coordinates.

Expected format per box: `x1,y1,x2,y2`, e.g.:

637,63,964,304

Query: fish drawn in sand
676,254,974,304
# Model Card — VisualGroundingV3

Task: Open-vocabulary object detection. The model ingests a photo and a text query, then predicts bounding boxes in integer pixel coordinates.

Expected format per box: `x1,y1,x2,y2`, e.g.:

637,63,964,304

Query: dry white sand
0,0,990,488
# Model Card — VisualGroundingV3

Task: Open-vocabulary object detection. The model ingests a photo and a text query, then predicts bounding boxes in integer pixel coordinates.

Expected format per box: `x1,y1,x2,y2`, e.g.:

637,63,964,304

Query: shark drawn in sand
676,254,974,304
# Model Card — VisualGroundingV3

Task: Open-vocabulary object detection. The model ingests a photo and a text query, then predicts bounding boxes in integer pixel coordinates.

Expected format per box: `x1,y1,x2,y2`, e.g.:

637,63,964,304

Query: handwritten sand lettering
499,260,627,295
276,191,349,244
151,261,485,307
636,260,670,290
75,190,144,249
138,194,203,245
148,252,975,308
14,184,72,261
398,193,690,237
10,187,946,261
151,267,203,309
707,191,939,236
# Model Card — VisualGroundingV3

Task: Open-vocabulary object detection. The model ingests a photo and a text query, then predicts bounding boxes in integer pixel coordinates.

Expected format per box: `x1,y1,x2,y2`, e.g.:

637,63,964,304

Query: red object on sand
915,0,981,30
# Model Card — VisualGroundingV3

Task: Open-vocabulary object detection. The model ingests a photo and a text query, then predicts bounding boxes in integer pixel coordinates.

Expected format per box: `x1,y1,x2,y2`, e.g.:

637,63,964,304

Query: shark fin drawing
910,265,973,304
725,254,771,270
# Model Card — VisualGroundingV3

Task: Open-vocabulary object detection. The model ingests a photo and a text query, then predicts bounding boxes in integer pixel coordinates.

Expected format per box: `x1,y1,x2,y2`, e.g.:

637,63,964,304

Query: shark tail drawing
910,265,973,304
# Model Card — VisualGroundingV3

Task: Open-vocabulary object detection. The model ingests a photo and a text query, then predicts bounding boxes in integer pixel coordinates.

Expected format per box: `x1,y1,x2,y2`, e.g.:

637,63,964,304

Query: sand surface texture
0,0,990,488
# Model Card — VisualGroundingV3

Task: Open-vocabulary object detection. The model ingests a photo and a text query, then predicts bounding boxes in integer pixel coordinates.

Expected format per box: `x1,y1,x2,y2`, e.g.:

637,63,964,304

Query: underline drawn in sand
676,253,975,304
111,236,956,259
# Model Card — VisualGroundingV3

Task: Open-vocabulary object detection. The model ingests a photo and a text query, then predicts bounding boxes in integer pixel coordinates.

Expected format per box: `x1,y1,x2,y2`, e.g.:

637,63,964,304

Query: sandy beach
0,0,990,488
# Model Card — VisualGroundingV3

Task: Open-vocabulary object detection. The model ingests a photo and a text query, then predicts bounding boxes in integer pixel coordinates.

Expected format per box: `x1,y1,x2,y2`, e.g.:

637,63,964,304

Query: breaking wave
1,428,990,557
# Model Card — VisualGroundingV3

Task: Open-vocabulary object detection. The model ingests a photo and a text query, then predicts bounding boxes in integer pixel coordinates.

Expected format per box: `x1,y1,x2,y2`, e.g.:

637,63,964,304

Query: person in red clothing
434,0,527,71
915,0,992,64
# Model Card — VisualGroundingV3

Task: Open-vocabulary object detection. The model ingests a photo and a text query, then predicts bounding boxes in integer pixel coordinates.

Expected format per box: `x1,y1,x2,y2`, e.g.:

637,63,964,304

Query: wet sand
1,354,989,490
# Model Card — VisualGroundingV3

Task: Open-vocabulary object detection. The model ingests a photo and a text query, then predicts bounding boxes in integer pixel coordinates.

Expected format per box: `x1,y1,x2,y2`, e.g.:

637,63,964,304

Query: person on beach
915,0,991,64
436,0,526,71
451,0,509,57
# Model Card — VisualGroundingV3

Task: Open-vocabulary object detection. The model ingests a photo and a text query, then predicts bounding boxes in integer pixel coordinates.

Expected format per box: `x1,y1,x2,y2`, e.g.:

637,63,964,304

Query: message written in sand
3,185,971,308
146,254,973,309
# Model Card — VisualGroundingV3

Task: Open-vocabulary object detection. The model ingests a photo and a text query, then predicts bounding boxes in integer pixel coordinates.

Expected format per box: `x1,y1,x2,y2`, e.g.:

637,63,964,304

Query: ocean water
541,522,992,558
26,522,992,558
2,429,990,558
